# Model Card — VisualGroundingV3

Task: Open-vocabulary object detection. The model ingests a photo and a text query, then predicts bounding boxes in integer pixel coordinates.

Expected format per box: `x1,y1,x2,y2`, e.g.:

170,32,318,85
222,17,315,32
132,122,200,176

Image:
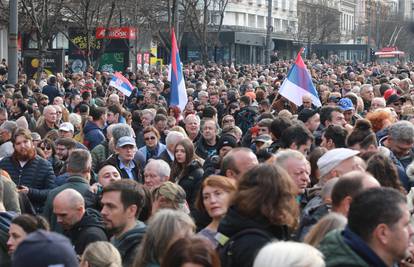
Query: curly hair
233,164,299,228
366,110,393,133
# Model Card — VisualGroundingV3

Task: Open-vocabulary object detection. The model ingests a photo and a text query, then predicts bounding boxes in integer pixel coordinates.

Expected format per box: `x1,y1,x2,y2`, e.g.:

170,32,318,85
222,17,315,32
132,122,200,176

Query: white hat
317,148,360,177
59,122,74,132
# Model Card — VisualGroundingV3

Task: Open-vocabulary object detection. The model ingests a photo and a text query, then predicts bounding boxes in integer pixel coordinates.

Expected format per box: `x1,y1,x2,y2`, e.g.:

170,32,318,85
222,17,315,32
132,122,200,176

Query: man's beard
13,146,36,161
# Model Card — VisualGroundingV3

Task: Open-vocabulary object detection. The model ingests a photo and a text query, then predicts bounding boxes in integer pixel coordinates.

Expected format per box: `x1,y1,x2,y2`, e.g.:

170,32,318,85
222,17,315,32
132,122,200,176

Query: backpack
216,228,273,267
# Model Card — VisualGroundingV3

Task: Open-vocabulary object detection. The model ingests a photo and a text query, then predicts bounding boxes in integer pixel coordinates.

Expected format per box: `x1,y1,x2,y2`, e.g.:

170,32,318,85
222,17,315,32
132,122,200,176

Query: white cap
317,148,360,177
59,122,74,132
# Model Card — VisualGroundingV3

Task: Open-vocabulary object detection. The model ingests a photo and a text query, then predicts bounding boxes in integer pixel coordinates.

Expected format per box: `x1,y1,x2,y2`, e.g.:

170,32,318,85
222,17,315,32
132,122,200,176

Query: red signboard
137,53,142,65
143,53,150,64
95,27,137,40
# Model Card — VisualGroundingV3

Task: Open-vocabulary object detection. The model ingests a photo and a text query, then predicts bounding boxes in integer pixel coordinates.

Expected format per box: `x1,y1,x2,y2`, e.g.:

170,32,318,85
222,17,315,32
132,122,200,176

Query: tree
185,0,229,64
20,0,67,81
61,0,117,69
296,0,341,57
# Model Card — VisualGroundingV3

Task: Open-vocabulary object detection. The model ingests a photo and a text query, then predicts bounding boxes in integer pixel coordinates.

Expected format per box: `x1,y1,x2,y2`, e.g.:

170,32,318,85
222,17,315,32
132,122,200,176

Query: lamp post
265,0,273,65
8,0,18,84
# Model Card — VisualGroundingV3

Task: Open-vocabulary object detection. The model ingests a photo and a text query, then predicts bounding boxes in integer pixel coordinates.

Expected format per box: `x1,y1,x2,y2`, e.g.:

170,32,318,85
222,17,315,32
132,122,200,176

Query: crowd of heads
0,58,414,266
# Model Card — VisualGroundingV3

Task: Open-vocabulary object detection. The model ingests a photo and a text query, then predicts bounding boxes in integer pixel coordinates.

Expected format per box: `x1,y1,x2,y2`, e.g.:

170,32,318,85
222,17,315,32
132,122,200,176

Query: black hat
386,94,406,106
217,134,238,151
298,108,318,123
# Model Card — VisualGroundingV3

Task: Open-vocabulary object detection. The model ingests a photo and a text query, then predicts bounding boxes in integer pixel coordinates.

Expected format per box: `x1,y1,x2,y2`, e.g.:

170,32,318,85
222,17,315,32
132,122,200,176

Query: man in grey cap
103,136,143,182
0,121,17,159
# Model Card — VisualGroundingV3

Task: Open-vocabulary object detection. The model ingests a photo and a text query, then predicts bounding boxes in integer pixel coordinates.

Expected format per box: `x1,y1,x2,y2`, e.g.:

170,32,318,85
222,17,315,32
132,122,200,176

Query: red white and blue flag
168,29,187,112
279,49,321,107
109,72,133,97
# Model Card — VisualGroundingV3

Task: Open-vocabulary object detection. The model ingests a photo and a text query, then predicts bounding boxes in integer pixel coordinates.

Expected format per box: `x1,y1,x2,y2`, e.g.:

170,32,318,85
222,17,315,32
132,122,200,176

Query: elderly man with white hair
143,159,171,189
35,105,58,138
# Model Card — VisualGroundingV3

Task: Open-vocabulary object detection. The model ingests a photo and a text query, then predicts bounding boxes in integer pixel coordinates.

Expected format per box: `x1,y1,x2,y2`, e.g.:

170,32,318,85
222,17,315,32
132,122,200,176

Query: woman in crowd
138,126,166,163
7,214,50,255
161,237,221,267
196,175,236,248
217,163,299,267
80,241,122,267
133,209,196,267
38,138,64,176
170,138,204,207
304,212,347,248
253,241,325,267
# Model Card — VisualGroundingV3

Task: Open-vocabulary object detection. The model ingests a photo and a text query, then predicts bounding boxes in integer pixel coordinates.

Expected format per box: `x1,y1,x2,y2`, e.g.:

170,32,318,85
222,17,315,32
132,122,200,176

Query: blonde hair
133,209,196,267
304,212,347,247
253,241,325,267
82,241,122,267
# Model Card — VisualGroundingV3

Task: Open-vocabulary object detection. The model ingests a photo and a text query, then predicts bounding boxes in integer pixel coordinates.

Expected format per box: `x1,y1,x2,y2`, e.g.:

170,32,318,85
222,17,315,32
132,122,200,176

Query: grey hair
388,121,414,144
360,84,373,93
0,121,17,133
274,149,307,168
111,124,135,145
184,114,201,124
145,159,171,178
165,131,184,147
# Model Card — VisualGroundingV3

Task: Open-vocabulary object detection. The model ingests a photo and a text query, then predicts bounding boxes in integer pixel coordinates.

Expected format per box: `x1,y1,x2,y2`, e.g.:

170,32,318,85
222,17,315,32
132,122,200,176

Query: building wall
222,0,298,32
340,0,357,44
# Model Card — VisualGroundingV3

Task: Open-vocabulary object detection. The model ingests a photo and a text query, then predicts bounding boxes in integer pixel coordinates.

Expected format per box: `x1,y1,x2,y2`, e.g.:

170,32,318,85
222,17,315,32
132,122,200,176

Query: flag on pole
109,72,133,97
168,29,187,112
279,49,322,107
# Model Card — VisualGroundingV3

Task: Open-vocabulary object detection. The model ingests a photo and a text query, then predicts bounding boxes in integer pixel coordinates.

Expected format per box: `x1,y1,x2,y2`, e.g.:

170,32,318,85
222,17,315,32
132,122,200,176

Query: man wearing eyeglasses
386,93,405,119
103,136,143,183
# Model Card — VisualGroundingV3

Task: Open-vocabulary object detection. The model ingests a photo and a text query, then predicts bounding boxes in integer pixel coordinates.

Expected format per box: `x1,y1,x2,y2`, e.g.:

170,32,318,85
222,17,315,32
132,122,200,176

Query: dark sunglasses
145,136,156,141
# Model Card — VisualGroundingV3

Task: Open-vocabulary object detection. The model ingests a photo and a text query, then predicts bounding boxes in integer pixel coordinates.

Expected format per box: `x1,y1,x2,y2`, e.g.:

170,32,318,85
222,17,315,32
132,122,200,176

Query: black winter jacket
64,208,108,255
0,155,56,213
175,160,204,207
217,206,289,267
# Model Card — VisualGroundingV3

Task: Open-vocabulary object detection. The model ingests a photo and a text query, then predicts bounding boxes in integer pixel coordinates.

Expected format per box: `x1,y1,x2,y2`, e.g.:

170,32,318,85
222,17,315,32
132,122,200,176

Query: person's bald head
98,165,121,187
53,189,85,230
331,171,380,216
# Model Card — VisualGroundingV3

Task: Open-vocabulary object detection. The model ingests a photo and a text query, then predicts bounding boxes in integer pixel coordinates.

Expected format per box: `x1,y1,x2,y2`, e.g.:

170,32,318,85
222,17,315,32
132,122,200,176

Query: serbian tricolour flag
279,49,321,107
109,72,133,97
168,29,187,112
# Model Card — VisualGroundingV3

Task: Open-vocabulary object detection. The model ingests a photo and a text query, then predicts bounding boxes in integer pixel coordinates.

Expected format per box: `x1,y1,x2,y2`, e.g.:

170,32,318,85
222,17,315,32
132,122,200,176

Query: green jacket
43,175,91,232
319,230,370,267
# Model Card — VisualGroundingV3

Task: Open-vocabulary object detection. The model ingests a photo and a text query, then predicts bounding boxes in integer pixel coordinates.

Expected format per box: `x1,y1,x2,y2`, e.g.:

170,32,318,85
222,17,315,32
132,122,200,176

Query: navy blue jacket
0,155,56,213
83,121,105,150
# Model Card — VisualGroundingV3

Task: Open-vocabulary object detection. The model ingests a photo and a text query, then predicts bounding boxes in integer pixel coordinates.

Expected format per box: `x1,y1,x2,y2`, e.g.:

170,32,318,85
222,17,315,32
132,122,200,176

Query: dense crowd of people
0,58,413,267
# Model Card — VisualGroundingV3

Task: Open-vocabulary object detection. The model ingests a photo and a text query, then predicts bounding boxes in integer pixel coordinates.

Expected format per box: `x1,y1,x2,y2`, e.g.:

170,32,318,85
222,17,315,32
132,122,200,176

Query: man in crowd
195,119,219,159
101,179,146,267
53,188,107,255
321,187,414,267
143,159,170,190
0,128,55,213
0,121,17,159
35,105,58,138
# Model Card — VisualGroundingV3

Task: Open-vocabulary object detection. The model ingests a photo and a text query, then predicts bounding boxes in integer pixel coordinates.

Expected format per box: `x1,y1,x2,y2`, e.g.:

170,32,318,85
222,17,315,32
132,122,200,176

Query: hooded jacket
64,208,108,255
217,206,289,267
83,121,105,150
111,221,146,267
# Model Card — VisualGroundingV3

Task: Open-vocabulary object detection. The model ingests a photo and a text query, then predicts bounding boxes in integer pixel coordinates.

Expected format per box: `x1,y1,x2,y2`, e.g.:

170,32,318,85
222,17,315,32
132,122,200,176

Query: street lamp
8,0,18,84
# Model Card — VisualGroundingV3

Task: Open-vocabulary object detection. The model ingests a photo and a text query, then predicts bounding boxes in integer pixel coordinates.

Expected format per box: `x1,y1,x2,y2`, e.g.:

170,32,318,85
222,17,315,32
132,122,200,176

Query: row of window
225,11,296,31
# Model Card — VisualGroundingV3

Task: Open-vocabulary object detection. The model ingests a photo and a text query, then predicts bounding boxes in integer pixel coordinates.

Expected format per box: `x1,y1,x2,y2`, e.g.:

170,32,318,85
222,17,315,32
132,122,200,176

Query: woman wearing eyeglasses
37,138,64,176
138,126,166,164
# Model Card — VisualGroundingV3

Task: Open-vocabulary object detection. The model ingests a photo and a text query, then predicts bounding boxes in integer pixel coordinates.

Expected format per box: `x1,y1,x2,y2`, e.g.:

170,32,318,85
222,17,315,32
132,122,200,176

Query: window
257,15,265,28
248,14,256,27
